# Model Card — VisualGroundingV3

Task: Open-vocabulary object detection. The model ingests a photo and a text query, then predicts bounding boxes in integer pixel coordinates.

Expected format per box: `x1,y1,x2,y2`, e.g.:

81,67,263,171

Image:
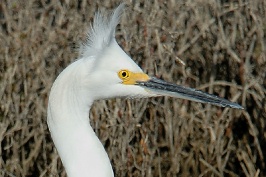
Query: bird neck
47,59,114,177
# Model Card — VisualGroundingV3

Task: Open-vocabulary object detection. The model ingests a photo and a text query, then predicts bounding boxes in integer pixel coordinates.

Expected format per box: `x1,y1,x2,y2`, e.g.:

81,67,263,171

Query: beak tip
232,104,244,110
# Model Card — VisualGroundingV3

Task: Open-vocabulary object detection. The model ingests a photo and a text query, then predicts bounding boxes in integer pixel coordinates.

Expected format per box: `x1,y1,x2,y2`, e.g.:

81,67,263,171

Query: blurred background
0,0,265,176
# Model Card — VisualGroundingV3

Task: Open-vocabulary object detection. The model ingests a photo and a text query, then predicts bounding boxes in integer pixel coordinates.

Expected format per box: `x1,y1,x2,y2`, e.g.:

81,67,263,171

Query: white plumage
47,4,243,177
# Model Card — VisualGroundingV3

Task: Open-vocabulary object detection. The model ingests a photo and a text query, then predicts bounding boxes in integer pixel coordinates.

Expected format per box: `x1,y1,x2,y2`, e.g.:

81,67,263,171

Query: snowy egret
47,3,243,177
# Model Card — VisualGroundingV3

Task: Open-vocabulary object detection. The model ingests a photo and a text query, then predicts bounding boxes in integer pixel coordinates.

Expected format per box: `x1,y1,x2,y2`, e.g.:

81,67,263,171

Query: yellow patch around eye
118,70,150,85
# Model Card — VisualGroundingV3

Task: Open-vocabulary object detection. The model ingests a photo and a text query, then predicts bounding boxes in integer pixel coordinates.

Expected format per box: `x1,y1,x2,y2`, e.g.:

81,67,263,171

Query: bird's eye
118,70,130,79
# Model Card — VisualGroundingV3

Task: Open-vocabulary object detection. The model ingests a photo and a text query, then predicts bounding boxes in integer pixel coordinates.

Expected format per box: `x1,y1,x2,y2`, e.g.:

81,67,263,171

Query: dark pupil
122,72,127,77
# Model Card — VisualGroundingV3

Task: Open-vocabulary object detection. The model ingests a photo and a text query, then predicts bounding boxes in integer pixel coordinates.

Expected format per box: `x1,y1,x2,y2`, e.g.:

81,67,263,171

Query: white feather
80,3,125,58
47,4,149,177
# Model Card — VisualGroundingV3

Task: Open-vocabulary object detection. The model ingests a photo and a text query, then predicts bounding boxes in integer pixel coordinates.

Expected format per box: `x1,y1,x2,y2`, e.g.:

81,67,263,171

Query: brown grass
0,0,265,176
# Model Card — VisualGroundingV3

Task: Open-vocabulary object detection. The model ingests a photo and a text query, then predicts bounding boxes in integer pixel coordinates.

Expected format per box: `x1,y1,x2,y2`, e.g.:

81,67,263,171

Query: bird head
76,3,243,109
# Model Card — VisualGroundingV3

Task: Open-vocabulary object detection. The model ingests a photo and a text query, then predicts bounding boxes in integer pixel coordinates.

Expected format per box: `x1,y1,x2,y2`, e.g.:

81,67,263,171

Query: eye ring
118,70,130,79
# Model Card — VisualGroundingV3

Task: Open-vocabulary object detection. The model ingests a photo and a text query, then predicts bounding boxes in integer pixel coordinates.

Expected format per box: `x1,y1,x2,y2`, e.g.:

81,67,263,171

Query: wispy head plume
79,3,125,58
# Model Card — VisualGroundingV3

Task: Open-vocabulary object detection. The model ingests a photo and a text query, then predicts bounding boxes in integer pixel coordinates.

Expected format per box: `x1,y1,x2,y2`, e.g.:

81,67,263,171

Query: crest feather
80,3,125,58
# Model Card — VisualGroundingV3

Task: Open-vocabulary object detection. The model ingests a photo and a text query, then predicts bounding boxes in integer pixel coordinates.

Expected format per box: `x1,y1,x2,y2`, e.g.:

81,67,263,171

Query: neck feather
47,59,114,177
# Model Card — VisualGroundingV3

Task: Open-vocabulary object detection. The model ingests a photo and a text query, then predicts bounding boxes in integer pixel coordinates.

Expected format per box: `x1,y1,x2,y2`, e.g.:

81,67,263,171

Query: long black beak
137,77,243,109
